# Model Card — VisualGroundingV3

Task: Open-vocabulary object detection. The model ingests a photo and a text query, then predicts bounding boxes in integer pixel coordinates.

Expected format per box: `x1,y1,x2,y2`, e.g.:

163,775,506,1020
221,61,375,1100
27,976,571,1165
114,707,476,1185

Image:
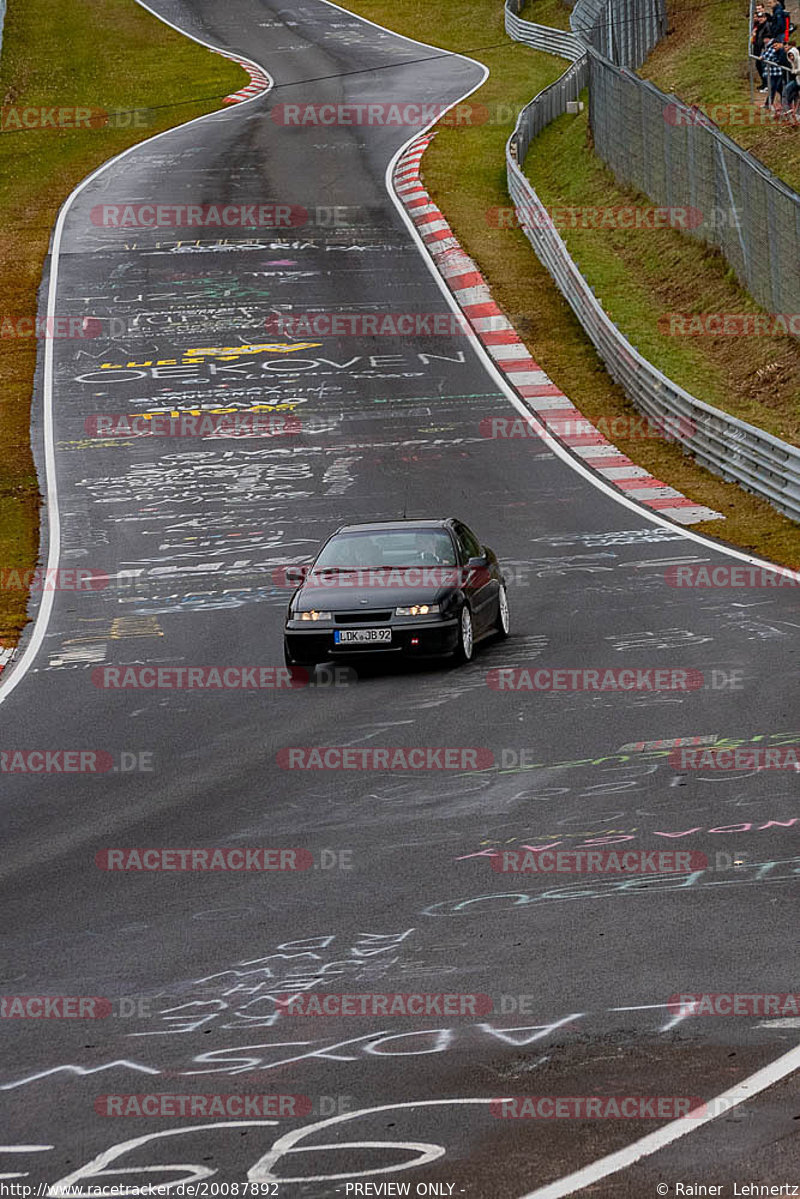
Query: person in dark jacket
752,9,771,87
769,1,791,43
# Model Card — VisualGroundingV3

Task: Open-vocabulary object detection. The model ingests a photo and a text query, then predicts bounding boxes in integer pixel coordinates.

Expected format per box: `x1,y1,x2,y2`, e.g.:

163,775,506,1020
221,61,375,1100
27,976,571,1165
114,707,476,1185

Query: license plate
334,628,391,644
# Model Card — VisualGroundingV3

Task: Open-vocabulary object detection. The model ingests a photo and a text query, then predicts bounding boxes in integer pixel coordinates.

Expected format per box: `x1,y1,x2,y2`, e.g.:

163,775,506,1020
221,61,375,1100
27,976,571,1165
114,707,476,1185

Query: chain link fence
571,0,800,315
508,134,800,520
588,51,800,315
504,0,800,519
570,0,666,68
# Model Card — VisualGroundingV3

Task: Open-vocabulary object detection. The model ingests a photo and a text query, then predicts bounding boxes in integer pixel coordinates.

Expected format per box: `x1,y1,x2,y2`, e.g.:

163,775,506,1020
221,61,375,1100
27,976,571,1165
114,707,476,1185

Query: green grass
519,0,572,31
340,0,800,564
0,0,246,641
641,0,800,194
525,91,800,448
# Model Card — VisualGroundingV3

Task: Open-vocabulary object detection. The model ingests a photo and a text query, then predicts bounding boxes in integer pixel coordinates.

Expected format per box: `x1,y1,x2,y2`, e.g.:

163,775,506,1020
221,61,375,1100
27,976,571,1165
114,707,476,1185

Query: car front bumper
284,617,459,663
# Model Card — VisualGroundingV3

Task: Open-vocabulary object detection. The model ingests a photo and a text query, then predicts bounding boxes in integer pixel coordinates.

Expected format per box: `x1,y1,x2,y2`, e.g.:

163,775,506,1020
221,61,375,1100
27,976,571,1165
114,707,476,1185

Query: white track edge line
386,136,800,577
8,1,800,1192
156,17,800,1190
354,16,800,1195
0,3,274,706
518,1040,800,1198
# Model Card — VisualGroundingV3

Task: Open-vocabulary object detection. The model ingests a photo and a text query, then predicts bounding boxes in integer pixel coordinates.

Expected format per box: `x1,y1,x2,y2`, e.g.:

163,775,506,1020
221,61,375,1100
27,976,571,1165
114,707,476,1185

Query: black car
283,518,509,669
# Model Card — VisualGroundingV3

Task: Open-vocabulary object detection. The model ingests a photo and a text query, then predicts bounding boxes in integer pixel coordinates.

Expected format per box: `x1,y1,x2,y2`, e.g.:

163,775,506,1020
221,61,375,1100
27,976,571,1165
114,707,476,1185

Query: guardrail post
502,0,800,522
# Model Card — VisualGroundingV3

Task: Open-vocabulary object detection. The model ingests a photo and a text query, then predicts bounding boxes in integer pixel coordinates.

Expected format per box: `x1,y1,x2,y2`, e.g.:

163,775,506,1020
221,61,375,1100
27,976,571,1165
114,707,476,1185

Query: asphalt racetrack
1,1,799,1195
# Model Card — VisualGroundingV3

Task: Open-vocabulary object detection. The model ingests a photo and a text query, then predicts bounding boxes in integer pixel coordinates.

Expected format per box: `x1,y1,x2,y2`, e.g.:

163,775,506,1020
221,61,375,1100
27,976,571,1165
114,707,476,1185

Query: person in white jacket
783,43,800,114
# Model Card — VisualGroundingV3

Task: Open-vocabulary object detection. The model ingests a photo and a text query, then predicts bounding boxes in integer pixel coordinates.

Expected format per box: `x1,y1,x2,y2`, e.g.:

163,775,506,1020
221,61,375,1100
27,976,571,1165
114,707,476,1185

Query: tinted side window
454,522,481,561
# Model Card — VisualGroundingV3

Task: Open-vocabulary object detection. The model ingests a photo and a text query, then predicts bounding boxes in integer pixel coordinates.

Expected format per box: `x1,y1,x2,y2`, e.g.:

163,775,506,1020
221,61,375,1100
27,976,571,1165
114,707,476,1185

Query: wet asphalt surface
0,0,798,1194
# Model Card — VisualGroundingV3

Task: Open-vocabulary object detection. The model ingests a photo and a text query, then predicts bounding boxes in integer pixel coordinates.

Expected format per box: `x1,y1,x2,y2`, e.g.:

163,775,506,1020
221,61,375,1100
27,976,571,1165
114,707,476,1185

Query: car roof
333,519,456,533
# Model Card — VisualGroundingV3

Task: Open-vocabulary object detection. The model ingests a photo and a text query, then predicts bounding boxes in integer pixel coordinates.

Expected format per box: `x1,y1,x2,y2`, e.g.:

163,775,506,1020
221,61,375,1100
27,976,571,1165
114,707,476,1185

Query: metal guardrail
504,1,584,60
504,0,800,521
510,53,589,163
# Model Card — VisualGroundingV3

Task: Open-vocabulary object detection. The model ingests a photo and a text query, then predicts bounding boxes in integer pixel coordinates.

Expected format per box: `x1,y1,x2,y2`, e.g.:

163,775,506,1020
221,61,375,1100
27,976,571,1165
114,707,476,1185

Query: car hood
292,579,457,611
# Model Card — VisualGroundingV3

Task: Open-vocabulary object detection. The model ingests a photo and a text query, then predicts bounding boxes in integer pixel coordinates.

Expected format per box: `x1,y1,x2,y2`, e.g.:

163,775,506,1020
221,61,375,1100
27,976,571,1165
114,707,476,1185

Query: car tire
495,582,510,639
452,603,474,665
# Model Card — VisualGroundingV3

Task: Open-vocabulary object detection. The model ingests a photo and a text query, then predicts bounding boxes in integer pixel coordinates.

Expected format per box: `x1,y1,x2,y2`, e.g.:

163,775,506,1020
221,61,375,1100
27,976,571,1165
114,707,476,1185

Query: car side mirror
285,564,310,586
467,555,488,570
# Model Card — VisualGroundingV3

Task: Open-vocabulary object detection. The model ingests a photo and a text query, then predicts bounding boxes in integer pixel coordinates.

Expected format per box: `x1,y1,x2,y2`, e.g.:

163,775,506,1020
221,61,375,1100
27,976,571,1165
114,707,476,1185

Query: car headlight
395,604,439,616
298,609,332,621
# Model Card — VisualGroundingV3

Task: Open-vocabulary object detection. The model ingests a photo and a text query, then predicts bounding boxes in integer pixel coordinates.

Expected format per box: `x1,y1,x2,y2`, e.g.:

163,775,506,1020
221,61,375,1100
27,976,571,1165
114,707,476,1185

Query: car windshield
314,528,457,569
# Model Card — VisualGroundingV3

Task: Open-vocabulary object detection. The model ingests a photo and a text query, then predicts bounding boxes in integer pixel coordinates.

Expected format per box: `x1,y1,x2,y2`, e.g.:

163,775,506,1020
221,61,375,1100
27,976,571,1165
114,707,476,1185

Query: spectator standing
783,41,800,115
769,0,791,43
761,36,790,108
752,9,771,87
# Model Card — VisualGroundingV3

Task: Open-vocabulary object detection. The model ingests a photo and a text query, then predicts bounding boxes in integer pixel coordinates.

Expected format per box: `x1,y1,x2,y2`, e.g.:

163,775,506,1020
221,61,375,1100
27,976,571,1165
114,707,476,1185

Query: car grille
335,611,392,624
